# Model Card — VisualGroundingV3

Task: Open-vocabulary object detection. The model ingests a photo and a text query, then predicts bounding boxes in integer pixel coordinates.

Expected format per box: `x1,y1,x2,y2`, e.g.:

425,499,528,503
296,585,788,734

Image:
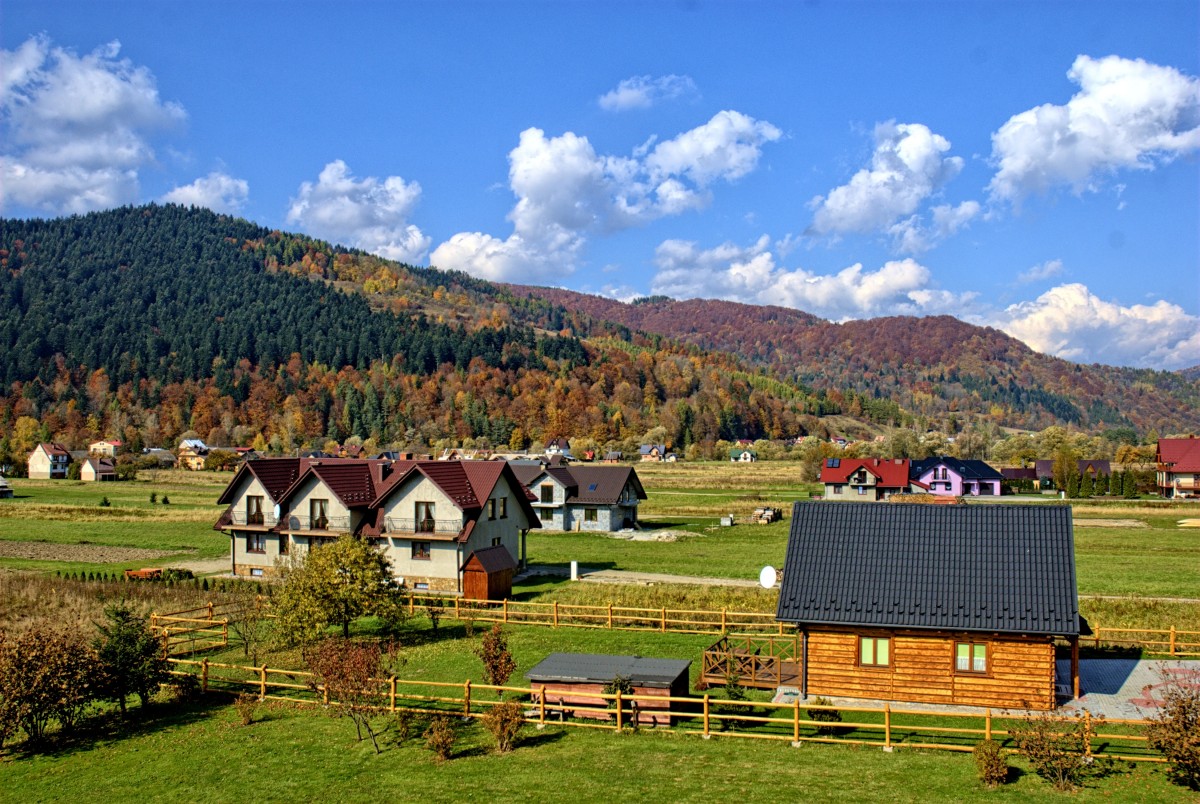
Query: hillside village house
729,448,757,462
214,457,538,597
819,458,926,501
1032,459,1112,489
776,502,1083,710
511,463,646,532
178,439,209,470
80,457,116,482
638,444,676,462
28,443,71,479
910,457,1004,496
88,439,123,458
1156,436,1200,498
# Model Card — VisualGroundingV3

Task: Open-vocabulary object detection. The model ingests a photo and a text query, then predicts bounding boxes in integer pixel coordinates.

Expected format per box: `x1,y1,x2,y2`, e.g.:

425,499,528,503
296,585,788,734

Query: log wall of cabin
805,628,1056,710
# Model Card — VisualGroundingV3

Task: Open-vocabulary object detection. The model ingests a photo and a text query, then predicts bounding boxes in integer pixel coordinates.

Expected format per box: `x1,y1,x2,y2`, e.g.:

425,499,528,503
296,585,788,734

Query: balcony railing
285,515,351,532
384,517,462,535
1172,480,1200,490
230,511,278,527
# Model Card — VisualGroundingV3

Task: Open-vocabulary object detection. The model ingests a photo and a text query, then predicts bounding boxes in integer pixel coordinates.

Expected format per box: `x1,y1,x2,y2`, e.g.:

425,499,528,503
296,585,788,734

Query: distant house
88,440,123,458
829,435,848,448
142,448,178,468
545,438,571,456
729,448,757,463
1156,436,1200,498
910,457,1003,496
80,457,117,482
519,464,646,532
214,458,538,595
178,439,209,471
28,443,71,479
819,458,925,501
1032,459,1113,489
639,444,668,462
776,502,1083,710
602,451,623,463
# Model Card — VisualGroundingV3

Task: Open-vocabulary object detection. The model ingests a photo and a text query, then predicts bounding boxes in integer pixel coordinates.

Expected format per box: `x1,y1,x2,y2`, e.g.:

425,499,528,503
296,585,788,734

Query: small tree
424,715,457,762
1011,710,1103,791
424,597,445,632
974,738,1009,788
274,536,405,644
482,700,526,753
93,603,169,716
604,674,637,730
1145,672,1200,790
303,637,395,753
227,586,270,665
475,624,516,695
0,626,100,745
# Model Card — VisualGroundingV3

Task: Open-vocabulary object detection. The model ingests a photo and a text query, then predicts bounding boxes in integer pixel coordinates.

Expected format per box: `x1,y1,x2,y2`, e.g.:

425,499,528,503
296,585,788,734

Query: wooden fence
165,656,1162,763
152,597,1200,659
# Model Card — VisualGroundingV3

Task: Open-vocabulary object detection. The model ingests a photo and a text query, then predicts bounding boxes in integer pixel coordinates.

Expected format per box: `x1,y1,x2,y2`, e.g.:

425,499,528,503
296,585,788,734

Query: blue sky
3,1,1198,370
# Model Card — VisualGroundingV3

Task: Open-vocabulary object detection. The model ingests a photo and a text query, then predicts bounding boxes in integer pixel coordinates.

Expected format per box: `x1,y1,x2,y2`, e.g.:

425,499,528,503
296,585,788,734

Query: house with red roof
819,457,926,501
214,457,539,596
1156,436,1200,498
28,442,71,479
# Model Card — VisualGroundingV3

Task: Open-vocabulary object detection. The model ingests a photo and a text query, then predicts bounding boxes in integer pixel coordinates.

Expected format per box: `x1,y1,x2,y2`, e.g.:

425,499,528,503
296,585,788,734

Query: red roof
820,457,913,489
37,442,71,458
1158,437,1200,472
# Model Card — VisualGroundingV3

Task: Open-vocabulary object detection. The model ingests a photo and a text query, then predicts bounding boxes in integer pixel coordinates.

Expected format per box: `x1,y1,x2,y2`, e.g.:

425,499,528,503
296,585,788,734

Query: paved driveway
1059,658,1200,720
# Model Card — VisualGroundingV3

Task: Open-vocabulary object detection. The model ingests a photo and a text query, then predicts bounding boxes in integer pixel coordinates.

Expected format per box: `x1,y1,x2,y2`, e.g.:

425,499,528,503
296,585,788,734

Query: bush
974,739,1008,788
1145,673,1200,790
1011,711,1104,791
389,710,421,745
234,692,258,726
149,492,157,504
806,696,845,736
98,496,111,507
475,624,516,695
161,495,170,505
603,674,637,729
0,626,100,746
483,700,526,753
167,673,201,703
424,715,456,762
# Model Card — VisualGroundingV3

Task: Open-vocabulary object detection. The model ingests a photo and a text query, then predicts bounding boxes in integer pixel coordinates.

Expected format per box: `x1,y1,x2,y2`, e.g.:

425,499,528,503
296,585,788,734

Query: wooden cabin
460,545,517,600
775,502,1083,711
525,653,691,725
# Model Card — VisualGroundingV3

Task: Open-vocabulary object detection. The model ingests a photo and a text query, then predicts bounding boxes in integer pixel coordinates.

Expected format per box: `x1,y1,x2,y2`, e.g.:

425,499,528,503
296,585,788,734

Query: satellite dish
759,565,778,589
273,504,281,520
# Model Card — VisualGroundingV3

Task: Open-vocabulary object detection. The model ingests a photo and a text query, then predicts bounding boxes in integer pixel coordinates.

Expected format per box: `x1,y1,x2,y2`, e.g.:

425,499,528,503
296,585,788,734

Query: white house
28,443,71,479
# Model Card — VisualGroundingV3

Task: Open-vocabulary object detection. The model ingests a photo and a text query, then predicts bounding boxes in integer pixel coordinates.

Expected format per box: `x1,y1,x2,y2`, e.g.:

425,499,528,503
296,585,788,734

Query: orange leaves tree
303,637,399,753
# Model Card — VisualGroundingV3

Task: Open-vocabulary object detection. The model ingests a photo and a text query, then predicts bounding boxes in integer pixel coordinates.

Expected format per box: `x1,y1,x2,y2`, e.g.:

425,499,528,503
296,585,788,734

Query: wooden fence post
1170,626,1177,656
553,601,559,627
985,708,992,742
539,685,546,727
454,597,460,620
1082,710,1092,758
201,658,209,694
408,593,415,616
884,703,892,751
323,682,329,706
389,676,397,713
222,619,228,647
464,680,472,717
660,607,666,632
793,698,800,743
207,601,214,620
703,694,710,738
503,599,509,624
615,690,623,731
721,608,728,633
259,665,267,700
607,603,613,630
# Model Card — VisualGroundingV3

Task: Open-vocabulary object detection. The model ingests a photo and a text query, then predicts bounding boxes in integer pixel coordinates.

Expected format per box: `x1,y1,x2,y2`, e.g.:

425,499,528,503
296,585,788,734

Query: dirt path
518,563,764,588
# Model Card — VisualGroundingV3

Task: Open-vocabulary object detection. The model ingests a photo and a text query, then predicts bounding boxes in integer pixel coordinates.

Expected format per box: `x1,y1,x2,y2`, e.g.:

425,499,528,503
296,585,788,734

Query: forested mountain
0,205,825,459
507,286,1200,434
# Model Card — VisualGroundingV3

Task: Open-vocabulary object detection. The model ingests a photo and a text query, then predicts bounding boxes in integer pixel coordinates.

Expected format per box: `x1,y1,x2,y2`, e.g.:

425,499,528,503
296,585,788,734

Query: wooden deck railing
165,656,1163,763
1092,627,1200,657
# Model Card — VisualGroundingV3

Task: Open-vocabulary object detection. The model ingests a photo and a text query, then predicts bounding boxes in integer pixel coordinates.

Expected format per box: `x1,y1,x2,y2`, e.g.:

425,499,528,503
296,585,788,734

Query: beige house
178,439,209,471
215,458,539,595
89,440,122,458
28,443,71,479
81,457,117,482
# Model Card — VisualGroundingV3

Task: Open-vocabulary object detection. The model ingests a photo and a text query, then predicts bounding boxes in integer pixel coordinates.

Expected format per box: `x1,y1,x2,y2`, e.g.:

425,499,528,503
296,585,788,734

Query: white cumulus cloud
161,171,248,214
432,111,781,283
598,74,698,112
1016,259,1064,284
0,35,185,214
650,236,976,321
992,283,1200,370
808,122,963,237
888,200,981,254
988,55,1200,202
286,160,431,263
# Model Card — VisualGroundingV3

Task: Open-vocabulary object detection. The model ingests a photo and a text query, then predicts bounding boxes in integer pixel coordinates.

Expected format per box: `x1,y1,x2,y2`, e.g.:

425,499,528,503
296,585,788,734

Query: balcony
285,515,351,532
230,511,278,527
384,517,462,535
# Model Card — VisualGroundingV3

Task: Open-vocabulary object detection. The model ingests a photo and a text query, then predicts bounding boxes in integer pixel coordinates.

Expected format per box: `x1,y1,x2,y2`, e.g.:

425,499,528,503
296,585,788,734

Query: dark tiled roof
562,466,644,505
217,458,303,505
525,653,690,687
1001,467,1038,480
461,544,518,573
508,462,545,489
776,502,1080,637
911,457,1003,481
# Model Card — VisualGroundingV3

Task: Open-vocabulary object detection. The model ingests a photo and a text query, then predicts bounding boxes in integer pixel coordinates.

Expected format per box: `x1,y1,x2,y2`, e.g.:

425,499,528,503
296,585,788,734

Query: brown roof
533,465,646,505
461,544,518,573
37,442,71,458
216,458,303,505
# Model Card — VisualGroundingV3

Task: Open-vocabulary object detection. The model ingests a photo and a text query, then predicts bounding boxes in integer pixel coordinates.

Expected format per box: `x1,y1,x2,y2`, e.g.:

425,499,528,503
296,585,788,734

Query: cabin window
858,636,890,667
499,497,508,518
584,508,598,523
247,533,266,554
246,495,264,525
415,501,436,532
310,499,329,529
540,484,554,504
488,499,497,520
411,541,431,560
955,642,988,673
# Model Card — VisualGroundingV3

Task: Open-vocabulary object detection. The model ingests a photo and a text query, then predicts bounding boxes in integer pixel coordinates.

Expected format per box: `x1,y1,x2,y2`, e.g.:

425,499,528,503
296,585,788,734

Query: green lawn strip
3,693,1187,802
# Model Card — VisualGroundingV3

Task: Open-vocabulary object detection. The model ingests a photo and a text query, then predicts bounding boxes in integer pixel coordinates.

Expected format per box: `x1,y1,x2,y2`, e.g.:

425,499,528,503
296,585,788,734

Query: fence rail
1092,626,1200,657
166,656,1162,762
